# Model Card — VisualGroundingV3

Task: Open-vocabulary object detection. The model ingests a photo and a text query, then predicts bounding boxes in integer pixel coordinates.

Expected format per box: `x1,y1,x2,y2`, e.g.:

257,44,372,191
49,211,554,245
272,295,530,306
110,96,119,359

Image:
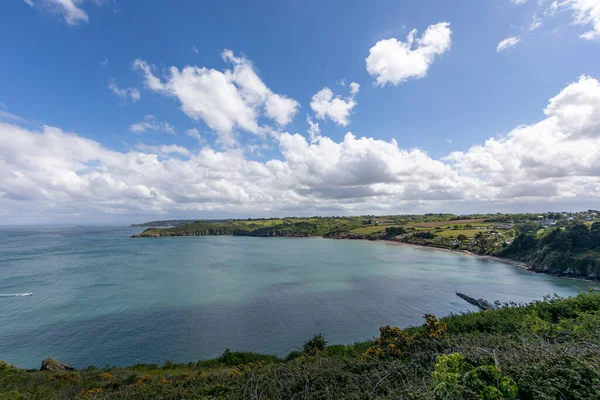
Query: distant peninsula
132,212,600,281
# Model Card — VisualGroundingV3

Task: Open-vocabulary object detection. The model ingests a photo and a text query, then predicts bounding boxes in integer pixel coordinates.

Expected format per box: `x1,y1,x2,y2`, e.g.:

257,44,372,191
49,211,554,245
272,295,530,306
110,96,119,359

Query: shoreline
328,237,600,284
374,239,530,269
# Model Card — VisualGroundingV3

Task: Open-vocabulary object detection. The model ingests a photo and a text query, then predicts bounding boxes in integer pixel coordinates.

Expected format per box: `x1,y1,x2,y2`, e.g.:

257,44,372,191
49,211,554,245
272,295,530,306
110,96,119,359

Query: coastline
374,239,530,269
326,237,600,284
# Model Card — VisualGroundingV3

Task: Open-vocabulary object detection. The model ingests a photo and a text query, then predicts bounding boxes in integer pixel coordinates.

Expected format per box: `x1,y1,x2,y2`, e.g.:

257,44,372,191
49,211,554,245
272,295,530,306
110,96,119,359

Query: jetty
456,292,495,311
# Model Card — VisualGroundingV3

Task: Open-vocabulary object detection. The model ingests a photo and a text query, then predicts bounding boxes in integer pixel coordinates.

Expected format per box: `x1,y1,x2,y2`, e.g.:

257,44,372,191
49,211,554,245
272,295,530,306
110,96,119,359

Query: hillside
3,291,600,399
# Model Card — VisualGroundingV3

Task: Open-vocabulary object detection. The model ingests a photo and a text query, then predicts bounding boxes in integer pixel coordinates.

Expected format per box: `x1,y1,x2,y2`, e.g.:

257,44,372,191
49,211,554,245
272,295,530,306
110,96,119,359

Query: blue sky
1,0,600,223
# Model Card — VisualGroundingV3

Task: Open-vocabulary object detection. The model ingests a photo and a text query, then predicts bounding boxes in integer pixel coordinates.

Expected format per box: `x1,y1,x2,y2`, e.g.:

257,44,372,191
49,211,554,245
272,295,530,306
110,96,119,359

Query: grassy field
349,225,390,235
412,219,485,228
434,229,484,238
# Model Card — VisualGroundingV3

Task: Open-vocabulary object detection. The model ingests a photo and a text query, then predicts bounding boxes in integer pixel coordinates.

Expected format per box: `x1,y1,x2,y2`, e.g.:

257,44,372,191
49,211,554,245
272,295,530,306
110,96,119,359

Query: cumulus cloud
108,79,140,103
366,22,452,86
497,35,521,52
310,84,358,126
2,76,600,221
133,50,299,146
446,75,600,198
130,115,175,135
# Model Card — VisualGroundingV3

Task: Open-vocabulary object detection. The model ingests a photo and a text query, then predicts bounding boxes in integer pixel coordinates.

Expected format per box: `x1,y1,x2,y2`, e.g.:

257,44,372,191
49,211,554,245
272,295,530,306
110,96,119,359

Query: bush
364,325,415,359
218,349,279,366
303,334,327,355
432,353,518,399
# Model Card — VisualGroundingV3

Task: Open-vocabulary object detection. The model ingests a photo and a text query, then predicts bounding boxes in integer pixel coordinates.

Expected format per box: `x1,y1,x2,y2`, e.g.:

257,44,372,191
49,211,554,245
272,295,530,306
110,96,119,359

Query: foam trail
0,293,33,297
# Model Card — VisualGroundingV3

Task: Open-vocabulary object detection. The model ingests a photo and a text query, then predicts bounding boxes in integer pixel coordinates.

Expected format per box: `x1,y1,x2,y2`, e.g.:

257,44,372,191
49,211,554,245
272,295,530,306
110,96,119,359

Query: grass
349,225,389,235
435,229,487,238
411,219,486,228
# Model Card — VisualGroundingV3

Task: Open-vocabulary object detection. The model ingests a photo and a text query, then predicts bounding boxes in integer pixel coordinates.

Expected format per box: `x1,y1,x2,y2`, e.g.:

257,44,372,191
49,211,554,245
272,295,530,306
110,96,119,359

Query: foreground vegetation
132,211,600,280
3,291,600,399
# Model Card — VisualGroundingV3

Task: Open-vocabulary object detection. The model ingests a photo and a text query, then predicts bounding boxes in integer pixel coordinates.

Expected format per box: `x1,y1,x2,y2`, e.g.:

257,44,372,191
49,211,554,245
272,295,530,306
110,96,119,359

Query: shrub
432,353,518,399
303,334,327,355
423,314,447,340
218,349,279,366
364,325,415,359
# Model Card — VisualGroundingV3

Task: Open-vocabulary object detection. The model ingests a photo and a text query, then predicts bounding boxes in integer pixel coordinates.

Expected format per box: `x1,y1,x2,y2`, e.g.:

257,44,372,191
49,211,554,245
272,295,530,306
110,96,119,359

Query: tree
569,223,591,249
591,222,600,248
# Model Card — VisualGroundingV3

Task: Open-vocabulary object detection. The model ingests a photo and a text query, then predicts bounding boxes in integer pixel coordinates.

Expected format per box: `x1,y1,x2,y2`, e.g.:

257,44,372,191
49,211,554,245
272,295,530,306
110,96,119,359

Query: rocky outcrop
131,231,161,238
40,358,75,372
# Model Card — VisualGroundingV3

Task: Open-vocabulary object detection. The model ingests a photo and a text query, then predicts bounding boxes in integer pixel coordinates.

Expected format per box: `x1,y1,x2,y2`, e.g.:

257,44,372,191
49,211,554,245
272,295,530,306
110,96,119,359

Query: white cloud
49,0,88,25
24,0,115,25
264,94,300,126
2,76,600,221
185,128,204,143
512,0,528,4
497,35,521,51
101,58,108,67
544,75,600,138
135,143,190,157
366,22,452,86
529,13,543,30
553,0,600,40
446,75,600,198
310,85,358,127
130,115,175,135
0,110,27,123
134,50,299,147
191,46,199,54
108,79,141,103
306,115,320,143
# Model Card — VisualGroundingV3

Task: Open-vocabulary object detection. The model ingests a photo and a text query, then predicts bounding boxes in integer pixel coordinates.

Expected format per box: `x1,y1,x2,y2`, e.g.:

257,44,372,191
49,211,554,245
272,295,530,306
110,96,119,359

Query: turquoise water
0,226,594,369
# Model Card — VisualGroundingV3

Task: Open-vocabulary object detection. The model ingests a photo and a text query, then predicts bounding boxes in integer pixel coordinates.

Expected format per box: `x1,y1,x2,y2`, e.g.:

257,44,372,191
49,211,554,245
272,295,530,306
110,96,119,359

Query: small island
132,211,600,281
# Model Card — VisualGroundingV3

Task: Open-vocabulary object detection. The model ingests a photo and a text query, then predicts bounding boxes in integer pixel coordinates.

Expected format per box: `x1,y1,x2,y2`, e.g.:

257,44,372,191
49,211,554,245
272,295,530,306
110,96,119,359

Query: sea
0,226,594,369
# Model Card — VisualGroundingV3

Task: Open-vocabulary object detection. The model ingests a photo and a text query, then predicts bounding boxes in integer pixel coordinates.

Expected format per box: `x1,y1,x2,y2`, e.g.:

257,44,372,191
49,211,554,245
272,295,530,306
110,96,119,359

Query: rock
40,358,75,372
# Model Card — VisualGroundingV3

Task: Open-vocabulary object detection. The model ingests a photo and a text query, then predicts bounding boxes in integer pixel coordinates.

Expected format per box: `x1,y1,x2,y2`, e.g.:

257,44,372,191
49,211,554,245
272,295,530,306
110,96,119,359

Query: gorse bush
423,313,447,340
363,325,415,359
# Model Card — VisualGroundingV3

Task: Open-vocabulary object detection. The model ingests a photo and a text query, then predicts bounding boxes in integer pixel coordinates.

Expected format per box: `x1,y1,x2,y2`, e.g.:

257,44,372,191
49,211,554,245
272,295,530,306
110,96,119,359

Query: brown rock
40,358,75,372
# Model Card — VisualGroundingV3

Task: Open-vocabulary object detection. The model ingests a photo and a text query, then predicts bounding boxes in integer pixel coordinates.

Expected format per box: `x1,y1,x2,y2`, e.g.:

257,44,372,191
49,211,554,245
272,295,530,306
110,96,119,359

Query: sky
1,0,600,224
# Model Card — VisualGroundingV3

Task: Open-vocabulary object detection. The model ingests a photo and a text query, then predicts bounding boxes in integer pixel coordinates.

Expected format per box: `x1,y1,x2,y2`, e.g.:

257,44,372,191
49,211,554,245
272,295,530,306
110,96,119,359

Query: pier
456,292,496,311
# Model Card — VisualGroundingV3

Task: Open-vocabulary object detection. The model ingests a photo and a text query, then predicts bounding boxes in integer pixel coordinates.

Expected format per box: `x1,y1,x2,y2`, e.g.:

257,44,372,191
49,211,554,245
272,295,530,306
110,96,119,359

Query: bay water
0,226,593,369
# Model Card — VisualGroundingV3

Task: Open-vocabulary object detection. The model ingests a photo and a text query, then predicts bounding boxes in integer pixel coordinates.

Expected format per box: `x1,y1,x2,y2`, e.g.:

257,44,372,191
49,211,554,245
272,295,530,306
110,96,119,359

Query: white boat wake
0,293,33,297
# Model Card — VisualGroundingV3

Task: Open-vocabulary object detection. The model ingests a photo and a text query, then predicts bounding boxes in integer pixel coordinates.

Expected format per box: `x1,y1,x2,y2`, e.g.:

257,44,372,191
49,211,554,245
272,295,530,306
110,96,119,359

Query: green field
349,225,389,235
434,229,485,238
